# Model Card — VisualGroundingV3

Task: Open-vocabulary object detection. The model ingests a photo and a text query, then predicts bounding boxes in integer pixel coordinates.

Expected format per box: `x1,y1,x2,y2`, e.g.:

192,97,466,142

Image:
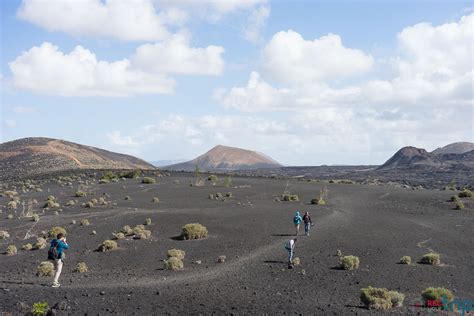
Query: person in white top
285,238,297,269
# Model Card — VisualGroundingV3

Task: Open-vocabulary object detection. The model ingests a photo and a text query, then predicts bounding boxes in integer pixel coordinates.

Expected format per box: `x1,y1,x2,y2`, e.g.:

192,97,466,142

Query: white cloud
18,0,170,41
218,15,473,111
262,30,374,84
132,34,224,75
12,106,36,114
8,38,224,96
242,4,270,43
17,0,269,42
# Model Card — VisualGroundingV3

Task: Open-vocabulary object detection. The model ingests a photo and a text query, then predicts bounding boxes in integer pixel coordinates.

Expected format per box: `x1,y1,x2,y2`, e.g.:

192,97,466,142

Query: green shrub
420,252,440,265
282,194,299,202
0,230,11,239
100,171,117,181
421,287,454,303
144,218,152,225
121,169,142,179
80,219,90,226
75,191,86,197
142,177,156,184
455,201,465,210
74,262,88,273
181,223,208,240
98,240,118,252
22,243,33,250
217,255,227,263
458,189,473,198
31,301,49,316
208,175,218,182
360,286,404,310
399,256,411,265
164,256,184,270
6,244,17,256
48,226,66,238
36,261,54,276
32,214,40,222
340,255,360,270
167,249,185,260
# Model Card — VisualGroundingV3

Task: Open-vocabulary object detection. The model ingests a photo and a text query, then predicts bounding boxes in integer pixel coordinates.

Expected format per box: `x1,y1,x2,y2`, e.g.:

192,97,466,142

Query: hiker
48,233,69,288
293,211,302,236
303,211,313,236
285,238,297,269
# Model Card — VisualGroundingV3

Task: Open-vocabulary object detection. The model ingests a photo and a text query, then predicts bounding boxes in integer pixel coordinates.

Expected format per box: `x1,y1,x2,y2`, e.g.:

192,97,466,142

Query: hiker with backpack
285,238,297,269
293,211,302,236
303,211,313,236
48,233,69,288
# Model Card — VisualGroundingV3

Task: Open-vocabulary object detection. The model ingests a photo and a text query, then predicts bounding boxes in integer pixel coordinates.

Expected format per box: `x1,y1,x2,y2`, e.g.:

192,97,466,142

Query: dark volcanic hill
378,146,439,169
431,141,474,155
0,137,155,180
165,145,281,172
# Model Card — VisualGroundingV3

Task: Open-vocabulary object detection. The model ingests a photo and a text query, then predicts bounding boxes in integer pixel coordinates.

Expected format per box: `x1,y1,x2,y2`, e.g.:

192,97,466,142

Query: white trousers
53,259,63,284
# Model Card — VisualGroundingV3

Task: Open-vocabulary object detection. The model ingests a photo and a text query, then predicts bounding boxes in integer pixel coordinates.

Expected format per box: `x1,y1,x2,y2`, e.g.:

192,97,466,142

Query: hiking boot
52,282,60,288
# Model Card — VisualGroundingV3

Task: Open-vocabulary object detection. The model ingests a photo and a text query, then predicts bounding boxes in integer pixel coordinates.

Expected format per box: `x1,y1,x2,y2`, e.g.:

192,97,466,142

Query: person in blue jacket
48,233,69,288
293,211,303,236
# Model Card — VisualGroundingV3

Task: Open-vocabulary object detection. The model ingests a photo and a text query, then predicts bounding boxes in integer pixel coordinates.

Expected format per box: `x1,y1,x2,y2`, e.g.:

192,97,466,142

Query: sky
1,0,473,166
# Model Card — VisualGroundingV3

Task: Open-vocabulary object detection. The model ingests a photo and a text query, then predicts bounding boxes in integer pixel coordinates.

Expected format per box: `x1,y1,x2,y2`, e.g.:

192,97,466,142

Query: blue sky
1,0,473,165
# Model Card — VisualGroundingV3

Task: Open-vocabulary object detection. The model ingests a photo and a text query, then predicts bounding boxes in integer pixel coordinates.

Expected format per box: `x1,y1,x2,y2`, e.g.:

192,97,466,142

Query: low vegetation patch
458,189,473,198
181,223,208,240
144,218,152,225
291,257,300,266
151,197,160,203
421,287,454,304
6,244,17,256
113,232,125,240
33,237,47,250
74,262,88,273
8,200,18,210
420,252,441,265
37,261,54,277
340,255,360,270
0,230,10,239
360,286,405,310
167,249,185,260
80,219,90,226
164,256,184,271
32,214,40,222
31,301,50,316
98,240,118,252
455,200,465,210
282,194,299,202
2,190,18,198
48,226,67,238
399,256,411,265
75,191,86,197
217,255,227,263
142,177,156,184
450,195,460,202
208,175,218,182
22,243,33,250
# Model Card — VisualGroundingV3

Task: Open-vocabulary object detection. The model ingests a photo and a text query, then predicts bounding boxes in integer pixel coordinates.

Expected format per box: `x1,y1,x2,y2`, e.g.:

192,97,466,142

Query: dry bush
455,201,465,210
66,200,76,206
167,249,185,260
225,192,233,198
181,223,208,240
420,252,440,265
217,255,227,263
32,214,40,222
120,225,134,236
142,177,156,184
43,200,59,209
98,240,118,252
164,256,184,270
22,243,33,250
114,232,125,240
48,226,67,238
336,249,342,257
421,287,454,303
208,175,218,182
458,189,473,198
360,286,405,310
6,244,17,256
75,191,86,197
33,237,47,250
450,195,460,202
144,218,152,225
80,219,90,226
36,261,54,277
291,257,300,266
282,194,299,202
8,200,18,210
399,256,411,265
74,262,88,273
3,191,18,198
340,255,360,270
0,230,10,240
151,197,160,203
134,230,151,240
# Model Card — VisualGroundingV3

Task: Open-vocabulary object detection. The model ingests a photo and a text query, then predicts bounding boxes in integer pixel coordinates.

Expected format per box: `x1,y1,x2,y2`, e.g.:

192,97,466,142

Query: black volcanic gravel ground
0,173,473,315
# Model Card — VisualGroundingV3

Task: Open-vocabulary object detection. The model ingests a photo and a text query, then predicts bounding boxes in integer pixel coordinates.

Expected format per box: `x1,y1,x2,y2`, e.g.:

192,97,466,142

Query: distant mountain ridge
379,142,474,170
0,137,155,180
165,145,282,172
